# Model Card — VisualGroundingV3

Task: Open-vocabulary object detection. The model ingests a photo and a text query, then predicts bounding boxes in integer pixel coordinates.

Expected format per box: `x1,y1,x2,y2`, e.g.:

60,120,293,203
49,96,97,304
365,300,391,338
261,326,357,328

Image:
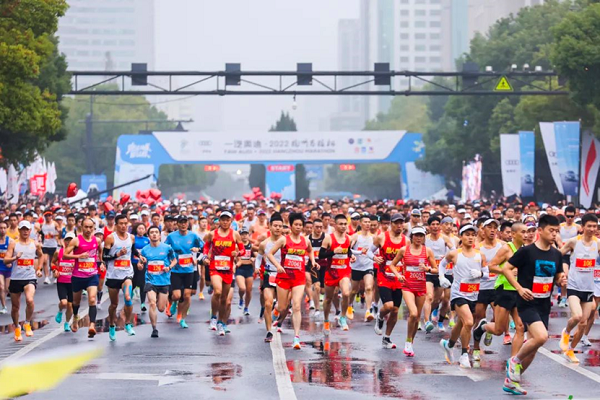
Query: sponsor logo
126,143,151,159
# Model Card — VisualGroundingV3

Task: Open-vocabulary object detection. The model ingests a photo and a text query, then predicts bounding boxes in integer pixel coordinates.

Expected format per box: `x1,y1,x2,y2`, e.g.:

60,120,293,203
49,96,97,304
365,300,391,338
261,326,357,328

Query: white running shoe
581,335,592,347
459,353,471,368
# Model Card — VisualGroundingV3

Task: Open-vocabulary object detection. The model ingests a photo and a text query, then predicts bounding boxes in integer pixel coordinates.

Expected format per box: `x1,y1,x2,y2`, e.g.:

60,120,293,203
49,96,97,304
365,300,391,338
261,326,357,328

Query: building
57,0,155,80
467,0,545,42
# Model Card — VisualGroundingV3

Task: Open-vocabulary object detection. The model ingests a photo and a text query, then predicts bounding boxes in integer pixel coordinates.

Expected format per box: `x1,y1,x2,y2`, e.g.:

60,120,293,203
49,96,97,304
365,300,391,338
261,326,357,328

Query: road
1,281,600,399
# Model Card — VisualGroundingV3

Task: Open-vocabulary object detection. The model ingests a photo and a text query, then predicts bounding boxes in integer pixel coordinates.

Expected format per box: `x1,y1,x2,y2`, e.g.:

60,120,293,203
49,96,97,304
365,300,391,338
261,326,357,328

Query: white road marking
0,294,109,364
270,332,298,400
539,347,600,384
94,372,185,386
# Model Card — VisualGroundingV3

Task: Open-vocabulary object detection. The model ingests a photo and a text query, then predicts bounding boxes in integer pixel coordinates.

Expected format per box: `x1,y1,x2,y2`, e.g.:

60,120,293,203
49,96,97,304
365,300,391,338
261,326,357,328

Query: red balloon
149,188,162,200
146,198,156,206
252,187,261,193
103,202,114,212
67,183,77,197
106,196,113,203
243,194,252,201
139,190,149,200
120,193,131,205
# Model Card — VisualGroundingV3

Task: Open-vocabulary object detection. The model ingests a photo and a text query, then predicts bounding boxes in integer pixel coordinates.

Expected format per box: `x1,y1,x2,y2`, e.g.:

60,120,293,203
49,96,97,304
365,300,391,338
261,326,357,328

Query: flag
580,131,600,208
500,134,520,197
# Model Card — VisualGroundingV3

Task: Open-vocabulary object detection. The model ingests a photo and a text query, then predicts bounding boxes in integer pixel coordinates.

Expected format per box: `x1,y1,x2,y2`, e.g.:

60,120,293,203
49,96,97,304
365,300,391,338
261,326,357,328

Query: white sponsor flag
500,134,521,197
540,122,564,193
580,131,600,208
47,162,57,194
0,168,7,196
7,165,20,203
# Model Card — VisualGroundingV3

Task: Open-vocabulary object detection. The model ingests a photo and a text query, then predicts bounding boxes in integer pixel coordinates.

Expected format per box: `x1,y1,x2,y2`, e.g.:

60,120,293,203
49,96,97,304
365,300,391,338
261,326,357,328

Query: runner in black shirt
500,214,565,395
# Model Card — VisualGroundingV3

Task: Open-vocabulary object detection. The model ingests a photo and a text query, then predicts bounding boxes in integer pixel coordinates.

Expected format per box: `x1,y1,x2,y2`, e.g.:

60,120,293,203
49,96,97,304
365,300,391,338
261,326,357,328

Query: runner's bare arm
488,245,508,275
3,241,17,264
267,237,286,273
35,243,43,276
426,248,438,274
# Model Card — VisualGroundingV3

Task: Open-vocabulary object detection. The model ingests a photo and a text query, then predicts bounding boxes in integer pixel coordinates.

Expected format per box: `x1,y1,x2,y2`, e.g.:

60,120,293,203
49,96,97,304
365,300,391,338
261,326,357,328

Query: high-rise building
57,0,155,76
467,0,544,42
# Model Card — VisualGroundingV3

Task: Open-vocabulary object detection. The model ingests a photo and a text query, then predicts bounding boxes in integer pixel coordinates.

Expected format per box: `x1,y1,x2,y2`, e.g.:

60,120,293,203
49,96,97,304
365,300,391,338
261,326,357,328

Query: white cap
18,221,32,230
457,208,466,214
55,215,64,221
348,207,355,213
95,228,104,235
220,211,233,219
481,219,500,228
130,214,139,220
141,210,150,216
64,232,76,240
411,226,427,236
459,224,477,235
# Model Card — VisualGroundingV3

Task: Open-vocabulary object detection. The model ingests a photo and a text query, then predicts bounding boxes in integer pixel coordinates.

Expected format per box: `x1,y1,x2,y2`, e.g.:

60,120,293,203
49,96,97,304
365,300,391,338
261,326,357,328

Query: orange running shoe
14,326,22,342
24,322,33,337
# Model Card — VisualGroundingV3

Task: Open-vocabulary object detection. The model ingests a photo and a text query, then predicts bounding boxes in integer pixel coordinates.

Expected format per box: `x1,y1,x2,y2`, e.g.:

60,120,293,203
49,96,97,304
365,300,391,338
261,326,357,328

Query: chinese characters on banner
29,174,47,196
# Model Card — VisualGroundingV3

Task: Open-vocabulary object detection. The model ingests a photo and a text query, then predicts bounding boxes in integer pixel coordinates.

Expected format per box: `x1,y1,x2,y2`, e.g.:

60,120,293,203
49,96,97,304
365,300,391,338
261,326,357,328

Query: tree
0,0,70,165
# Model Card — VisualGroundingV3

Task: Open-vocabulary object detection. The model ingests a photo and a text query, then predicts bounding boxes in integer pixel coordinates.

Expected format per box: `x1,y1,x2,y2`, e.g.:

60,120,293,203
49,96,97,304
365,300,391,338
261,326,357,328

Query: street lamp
523,63,530,71
511,64,518,71
485,66,493,72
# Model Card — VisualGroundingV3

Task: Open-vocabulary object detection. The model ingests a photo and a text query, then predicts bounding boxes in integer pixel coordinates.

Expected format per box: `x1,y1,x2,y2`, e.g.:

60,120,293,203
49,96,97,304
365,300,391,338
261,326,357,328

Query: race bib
532,276,552,299
44,234,54,240
594,267,600,283
283,254,303,270
575,258,596,272
0,251,6,259
459,278,480,294
405,266,425,281
313,247,320,259
78,257,96,273
331,254,348,269
384,260,396,278
267,271,277,286
17,258,34,268
147,260,164,274
178,254,193,268
114,258,131,269
241,249,252,260
213,255,231,271
58,261,74,276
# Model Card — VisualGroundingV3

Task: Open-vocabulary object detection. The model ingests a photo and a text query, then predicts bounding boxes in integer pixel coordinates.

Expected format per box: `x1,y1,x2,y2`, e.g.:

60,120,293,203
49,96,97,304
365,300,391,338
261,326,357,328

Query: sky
154,0,360,132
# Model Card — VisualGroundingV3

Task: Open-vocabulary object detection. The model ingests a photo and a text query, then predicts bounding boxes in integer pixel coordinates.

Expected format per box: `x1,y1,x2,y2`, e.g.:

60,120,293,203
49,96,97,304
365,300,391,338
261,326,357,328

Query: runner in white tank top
349,215,376,322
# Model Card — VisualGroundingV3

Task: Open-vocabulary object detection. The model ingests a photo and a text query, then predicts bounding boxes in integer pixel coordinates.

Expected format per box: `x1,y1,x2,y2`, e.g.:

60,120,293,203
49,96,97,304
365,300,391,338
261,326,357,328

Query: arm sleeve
238,242,245,252
365,244,379,260
319,247,335,259
255,254,263,271
203,241,210,255
438,257,448,277
103,247,116,262
131,243,141,258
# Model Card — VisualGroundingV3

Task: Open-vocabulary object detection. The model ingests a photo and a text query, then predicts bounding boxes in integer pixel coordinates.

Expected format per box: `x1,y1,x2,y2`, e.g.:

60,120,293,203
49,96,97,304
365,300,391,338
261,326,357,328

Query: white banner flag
540,122,564,194
500,134,521,197
580,131,600,208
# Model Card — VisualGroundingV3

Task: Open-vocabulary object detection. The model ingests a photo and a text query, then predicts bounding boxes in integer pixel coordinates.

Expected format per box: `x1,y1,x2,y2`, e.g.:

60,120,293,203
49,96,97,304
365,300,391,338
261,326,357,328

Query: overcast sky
154,0,359,132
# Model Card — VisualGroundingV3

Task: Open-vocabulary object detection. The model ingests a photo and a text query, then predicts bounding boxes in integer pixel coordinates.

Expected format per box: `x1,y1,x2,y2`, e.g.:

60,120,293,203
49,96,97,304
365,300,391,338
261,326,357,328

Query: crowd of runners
1,196,599,395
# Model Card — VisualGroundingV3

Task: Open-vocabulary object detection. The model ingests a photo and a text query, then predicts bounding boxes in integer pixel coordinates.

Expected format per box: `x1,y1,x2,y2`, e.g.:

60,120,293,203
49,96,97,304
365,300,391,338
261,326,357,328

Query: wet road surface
2,281,600,399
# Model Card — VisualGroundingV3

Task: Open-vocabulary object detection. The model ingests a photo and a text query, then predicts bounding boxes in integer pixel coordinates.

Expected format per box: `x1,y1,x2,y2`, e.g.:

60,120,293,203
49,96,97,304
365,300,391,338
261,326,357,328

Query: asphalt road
2,280,600,399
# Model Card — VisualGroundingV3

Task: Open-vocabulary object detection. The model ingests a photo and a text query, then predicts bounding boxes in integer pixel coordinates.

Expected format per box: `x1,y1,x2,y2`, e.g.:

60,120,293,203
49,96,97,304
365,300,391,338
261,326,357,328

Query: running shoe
581,336,593,347
63,322,71,332
44,277,51,285
0,306,7,314
176,313,182,324
209,317,217,331
484,332,493,347
458,353,471,368
564,349,579,363
503,378,527,395
425,321,434,333
293,336,301,350
208,286,213,295
437,322,445,332
509,320,516,331
473,318,487,343
472,349,481,362
217,322,225,336
503,333,512,345
265,331,274,343
323,321,331,336
559,328,570,352
14,326,22,342
418,321,422,331
346,306,354,320
169,301,178,318
151,328,159,338
374,314,384,335
365,311,375,322
224,325,231,334
165,302,172,318
506,357,522,382
88,326,97,339
309,300,315,310
109,325,116,341
55,311,63,324
199,292,205,300
180,319,189,329
141,303,147,312
244,307,250,316
339,316,349,331
403,342,415,357
432,308,439,322
440,339,454,364
448,318,456,328
24,323,33,337
71,316,79,333
558,297,568,308
382,337,397,349
125,323,135,336
314,310,321,318
238,299,244,310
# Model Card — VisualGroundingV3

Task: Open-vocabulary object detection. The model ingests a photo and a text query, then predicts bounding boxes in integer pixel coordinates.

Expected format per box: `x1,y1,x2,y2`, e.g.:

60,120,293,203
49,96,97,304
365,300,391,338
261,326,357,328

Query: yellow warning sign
494,76,513,92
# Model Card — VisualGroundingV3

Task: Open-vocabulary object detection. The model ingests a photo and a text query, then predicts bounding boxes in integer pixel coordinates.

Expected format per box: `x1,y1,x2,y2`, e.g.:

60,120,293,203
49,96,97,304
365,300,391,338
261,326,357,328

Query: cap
64,232,76,240
481,219,500,228
411,209,422,216
247,203,256,209
43,211,53,217
351,212,361,219
18,221,31,230
141,210,150,216
463,213,472,219
177,215,189,223
220,211,233,219
525,222,537,230
390,213,405,222
459,224,477,235
240,228,249,234
441,216,454,224
457,208,466,214
107,210,116,218
130,214,139,220
410,226,427,236
95,228,104,235
257,210,266,216
348,207,355,213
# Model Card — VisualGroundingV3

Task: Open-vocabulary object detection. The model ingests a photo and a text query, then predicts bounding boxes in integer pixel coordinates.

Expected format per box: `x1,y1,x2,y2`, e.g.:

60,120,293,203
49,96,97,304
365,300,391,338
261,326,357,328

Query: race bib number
575,258,596,272
241,249,252,261
0,252,6,259
459,278,480,294
114,259,131,269
267,271,277,286
17,258,34,268
283,254,303,270
532,276,553,299
405,266,425,281
58,261,74,276
594,267,600,283
44,234,54,240
384,260,396,278
213,255,231,271
331,254,348,269
78,257,96,273
446,262,454,271
147,261,164,274
178,254,193,268
313,247,320,259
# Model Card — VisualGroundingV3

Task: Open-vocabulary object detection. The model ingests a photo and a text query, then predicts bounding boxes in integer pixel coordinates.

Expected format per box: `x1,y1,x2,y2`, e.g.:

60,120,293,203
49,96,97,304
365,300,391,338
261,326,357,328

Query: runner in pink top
51,232,76,331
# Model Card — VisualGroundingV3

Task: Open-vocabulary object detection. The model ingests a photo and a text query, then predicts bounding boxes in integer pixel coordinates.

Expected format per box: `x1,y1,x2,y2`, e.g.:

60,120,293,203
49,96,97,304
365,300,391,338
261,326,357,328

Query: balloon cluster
270,192,282,200
243,187,264,202
135,189,162,206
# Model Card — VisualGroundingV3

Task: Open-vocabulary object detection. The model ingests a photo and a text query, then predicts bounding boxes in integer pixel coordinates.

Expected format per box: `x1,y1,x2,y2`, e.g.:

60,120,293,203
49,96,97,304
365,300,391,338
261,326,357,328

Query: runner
581,226,600,346
64,218,103,338
558,213,599,363
309,218,328,318
131,223,150,312
3,220,43,342
140,225,176,338
255,213,283,342
473,222,527,358
370,213,407,349
502,214,565,395
41,211,60,284
392,225,438,356
268,213,316,349
235,228,255,316
51,232,76,332
104,214,145,340
349,214,376,322
6,213,19,240
319,214,354,335
557,206,579,307
439,224,488,369
166,215,202,329
203,211,243,335
0,220,12,314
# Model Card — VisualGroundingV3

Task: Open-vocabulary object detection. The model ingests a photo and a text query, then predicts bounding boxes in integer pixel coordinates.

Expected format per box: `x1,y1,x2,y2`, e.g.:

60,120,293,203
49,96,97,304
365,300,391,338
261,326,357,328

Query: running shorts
171,272,196,291
275,269,305,290
379,286,402,307
71,275,99,293
106,277,133,290
494,287,518,311
518,305,549,330
324,268,351,287
351,269,374,282
144,283,170,295
57,282,73,302
451,297,475,313
426,274,440,288
235,265,254,279
477,289,496,306
209,269,233,285
9,279,37,294
567,288,594,304
42,247,57,256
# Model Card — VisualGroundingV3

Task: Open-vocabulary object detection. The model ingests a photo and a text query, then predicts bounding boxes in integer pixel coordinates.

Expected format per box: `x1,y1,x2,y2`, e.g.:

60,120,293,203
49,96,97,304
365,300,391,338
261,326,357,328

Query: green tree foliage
364,96,430,132
0,0,70,165
326,164,402,200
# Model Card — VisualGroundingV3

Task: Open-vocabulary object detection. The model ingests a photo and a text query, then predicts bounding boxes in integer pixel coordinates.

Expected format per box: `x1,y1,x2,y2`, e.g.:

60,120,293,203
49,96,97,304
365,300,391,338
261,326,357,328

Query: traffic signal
225,63,241,86
462,61,480,90
131,63,147,86
374,63,390,86
297,63,313,86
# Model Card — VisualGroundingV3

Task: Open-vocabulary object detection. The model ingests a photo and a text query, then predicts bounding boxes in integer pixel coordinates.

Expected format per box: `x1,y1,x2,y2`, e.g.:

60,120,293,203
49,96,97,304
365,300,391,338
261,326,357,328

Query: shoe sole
503,386,526,395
